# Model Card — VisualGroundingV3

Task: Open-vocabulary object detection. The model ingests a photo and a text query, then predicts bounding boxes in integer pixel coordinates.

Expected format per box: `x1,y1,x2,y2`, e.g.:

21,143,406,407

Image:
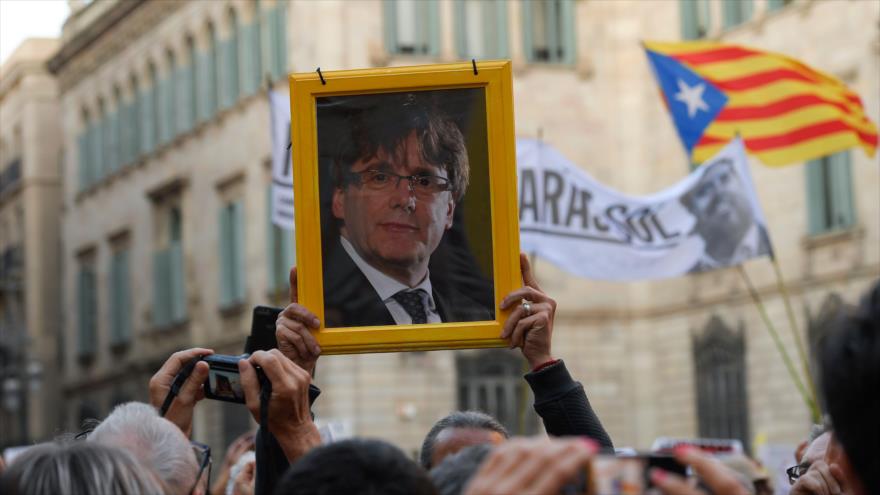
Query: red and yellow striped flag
645,41,878,166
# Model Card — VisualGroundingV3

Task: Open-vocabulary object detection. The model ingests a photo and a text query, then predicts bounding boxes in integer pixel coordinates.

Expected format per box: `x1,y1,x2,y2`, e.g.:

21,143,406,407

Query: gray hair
0,441,166,495
429,444,494,495
88,401,198,495
807,417,833,443
420,411,509,469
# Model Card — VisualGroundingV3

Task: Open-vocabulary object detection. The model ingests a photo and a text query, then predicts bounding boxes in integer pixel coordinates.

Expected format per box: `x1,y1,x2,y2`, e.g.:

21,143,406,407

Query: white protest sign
517,138,772,280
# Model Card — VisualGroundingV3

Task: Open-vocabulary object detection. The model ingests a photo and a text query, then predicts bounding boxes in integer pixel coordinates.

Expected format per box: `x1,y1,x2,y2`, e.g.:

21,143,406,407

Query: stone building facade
0,38,62,446
42,0,878,468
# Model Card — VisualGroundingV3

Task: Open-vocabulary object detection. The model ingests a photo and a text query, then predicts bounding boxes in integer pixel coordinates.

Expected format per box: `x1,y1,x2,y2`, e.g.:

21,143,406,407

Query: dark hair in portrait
316,89,494,328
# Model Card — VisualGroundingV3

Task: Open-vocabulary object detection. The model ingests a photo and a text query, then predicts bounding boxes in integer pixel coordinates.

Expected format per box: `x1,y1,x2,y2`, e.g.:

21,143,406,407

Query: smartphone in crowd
583,454,687,495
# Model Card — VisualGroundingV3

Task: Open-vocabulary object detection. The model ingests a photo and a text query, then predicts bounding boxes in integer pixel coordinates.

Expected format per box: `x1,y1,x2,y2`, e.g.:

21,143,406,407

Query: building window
522,0,576,64
109,87,121,173
109,239,132,347
219,199,246,308
240,1,261,96
722,0,753,29
680,0,711,40
383,0,440,56
456,349,538,435
455,0,509,59
266,185,295,294
153,204,187,328
77,256,98,361
805,151,855,235
693,316,750,452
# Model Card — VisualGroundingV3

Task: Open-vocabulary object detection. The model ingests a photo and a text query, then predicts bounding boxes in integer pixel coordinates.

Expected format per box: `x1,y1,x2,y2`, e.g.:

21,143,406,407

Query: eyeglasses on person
348,169,451,197
188,440,212,495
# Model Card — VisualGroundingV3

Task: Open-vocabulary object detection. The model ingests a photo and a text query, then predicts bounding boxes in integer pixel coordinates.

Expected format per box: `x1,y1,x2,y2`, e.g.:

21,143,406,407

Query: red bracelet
531,358,559,373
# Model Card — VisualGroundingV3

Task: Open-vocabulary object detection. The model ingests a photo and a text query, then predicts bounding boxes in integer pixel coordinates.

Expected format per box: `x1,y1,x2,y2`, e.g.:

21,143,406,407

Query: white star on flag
674,79,709,118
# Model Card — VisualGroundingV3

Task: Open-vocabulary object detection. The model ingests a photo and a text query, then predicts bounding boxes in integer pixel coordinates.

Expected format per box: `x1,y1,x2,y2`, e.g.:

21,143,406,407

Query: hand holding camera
149,347,215,436
239,349,322,463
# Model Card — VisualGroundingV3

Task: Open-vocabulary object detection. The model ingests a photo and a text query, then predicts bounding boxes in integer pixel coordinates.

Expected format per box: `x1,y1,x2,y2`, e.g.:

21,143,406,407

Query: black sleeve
254,384,322,495
524,360,614,451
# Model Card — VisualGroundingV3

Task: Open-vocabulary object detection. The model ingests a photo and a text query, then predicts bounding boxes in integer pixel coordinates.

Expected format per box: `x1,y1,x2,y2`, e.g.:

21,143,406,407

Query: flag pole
770,257,820,414
738,265,820,421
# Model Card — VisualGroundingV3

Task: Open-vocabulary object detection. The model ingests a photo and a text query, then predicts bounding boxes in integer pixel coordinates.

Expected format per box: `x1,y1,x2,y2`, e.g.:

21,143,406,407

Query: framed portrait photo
289,61,520,354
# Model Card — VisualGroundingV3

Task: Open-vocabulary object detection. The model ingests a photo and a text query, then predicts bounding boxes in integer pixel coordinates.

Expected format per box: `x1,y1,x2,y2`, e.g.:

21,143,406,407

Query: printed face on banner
316,89,495,328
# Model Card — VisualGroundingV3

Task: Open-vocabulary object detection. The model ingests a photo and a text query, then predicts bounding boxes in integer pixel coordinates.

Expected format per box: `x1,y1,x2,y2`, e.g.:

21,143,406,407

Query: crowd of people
0,253,876,495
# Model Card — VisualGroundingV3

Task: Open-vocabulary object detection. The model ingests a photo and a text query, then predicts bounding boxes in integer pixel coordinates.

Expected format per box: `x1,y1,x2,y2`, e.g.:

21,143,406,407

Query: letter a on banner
269,90,295,230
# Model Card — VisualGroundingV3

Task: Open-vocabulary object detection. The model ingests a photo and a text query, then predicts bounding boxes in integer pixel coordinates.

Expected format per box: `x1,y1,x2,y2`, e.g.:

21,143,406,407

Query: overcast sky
0,0,69,67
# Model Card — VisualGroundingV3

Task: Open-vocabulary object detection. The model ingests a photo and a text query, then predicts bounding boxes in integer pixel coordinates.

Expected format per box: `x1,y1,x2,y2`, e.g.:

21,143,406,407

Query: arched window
693,315,750,452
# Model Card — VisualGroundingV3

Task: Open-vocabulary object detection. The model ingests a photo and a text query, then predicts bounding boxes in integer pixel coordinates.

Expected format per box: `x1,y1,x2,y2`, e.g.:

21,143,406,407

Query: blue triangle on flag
645,49,728,156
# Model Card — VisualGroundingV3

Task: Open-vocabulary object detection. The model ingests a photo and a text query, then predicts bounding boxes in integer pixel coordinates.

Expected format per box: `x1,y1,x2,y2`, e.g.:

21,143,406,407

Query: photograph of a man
680,158,772,273
317,90,494,328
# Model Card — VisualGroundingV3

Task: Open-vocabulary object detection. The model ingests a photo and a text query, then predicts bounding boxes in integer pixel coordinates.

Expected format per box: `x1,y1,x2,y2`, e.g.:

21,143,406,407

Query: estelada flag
644,41,878,166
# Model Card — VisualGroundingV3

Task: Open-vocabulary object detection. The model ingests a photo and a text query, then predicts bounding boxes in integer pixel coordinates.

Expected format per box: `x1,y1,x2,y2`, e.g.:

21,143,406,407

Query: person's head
420,411,509,469
274,438,436,495
429,443,493,495
681,160,753,258
88,401,201,495
820,281,880,495
331,93,470,283
0,441,165,495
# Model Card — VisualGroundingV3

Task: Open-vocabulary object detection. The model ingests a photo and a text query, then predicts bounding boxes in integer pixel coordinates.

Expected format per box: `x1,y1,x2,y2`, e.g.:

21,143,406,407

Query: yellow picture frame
289,61,520,354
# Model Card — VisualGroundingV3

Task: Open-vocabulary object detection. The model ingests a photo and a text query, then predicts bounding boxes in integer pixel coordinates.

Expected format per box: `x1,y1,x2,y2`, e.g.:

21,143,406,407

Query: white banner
269,90,294,230
518,138,772,280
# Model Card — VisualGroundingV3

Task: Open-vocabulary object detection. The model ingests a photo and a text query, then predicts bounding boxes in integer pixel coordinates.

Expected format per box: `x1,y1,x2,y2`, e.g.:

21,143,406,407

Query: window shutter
383,0,398,55
492,0,510,58
142,87,155,153
175,66,188,133
559,0,576,64
170,241,187,323
78,132,89,191
196,52,209,123
232,200,246,302
680,0,698,40
273,3,288,80
220,206,234,306
131,94,141,159
109,110,120,172
830,151,855,229
78,268,95,356
427,0,441,56
241,22,259,96
109,250,131,345
522,0,534,62
119,104,130,166
153,249,170,327
93,117,104,181
454,1,467,58
805,159,826,235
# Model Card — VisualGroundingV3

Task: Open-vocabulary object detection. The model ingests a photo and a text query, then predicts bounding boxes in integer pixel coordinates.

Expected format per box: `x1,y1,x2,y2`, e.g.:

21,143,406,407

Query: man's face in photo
332,130,456,277
690,162,752,243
